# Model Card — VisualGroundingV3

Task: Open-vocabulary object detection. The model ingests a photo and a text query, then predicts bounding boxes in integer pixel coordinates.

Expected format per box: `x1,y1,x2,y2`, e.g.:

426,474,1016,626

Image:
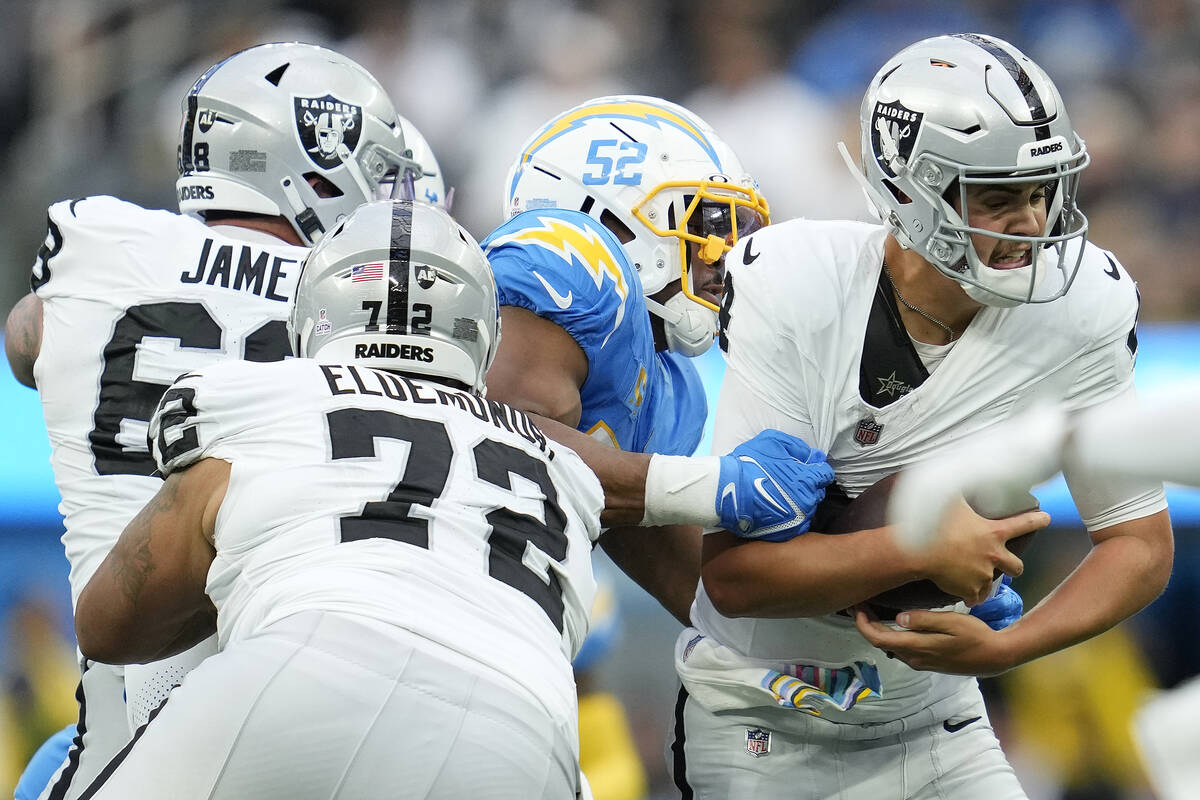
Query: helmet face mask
856,33,1090,306
632,179,769,312
176,42,425,245
503,95,768,354
288,200,500,394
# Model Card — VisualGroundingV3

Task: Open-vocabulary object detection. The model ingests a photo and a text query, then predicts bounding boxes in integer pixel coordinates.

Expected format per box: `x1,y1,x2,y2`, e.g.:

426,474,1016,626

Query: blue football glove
969,575,1023,631
716,429,835,542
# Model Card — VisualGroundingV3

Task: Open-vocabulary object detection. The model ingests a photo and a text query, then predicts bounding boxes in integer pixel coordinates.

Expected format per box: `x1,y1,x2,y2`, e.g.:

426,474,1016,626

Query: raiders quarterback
3,42,428,800
668,34,1172,799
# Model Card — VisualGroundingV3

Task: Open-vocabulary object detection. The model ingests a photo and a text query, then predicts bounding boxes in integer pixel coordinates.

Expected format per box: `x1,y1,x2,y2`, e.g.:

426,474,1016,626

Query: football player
71,199,605,798
483,95,834,625
3,42,428,800
669,34,1172,799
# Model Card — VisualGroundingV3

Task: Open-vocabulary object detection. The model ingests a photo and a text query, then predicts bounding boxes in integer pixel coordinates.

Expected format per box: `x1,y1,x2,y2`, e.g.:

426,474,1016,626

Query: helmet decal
870,100,923,179
385,200,413,334
294,94,362,169
953,33,1051,133
415,265,437,290
507,100,723,202
290,200,499,393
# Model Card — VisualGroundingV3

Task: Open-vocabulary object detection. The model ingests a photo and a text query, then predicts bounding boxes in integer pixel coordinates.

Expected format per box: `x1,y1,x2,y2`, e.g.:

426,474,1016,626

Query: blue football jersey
484,209,705,456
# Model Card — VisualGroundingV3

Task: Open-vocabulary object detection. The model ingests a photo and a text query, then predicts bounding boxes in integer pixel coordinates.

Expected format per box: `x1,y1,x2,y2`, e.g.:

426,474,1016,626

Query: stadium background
1,1,1198,798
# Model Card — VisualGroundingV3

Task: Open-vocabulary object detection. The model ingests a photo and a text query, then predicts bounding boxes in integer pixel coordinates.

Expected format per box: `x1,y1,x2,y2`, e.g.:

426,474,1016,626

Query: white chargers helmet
289,200,500,395
503,95,768,356
848,33,1090,306
176,42,425,245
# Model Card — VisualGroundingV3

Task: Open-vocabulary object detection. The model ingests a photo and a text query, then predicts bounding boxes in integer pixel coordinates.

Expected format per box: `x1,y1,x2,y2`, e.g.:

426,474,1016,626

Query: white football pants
667,682,1028,799
78,611,580,799
37,638,216,800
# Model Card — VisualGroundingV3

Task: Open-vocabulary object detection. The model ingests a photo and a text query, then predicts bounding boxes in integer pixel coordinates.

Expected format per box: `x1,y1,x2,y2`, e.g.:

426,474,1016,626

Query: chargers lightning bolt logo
489,216,630,345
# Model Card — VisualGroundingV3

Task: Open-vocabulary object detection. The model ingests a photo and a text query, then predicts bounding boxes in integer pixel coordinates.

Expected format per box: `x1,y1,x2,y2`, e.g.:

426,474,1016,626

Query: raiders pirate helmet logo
870,100,923,178
294,94,363,170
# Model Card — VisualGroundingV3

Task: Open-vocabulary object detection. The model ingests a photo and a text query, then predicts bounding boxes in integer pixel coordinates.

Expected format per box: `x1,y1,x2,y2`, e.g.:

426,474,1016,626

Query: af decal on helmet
289,200,500,395
839,33,1090,306
176,42,427,245
503,95,768,355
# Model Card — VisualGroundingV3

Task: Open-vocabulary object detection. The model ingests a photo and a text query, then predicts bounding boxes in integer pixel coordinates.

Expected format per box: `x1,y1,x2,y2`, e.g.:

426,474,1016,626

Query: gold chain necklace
883,261,957,344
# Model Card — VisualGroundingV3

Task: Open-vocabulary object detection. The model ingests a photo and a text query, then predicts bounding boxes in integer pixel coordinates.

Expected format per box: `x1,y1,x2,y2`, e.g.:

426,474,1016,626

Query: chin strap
644,292,716,357
280,176,324,244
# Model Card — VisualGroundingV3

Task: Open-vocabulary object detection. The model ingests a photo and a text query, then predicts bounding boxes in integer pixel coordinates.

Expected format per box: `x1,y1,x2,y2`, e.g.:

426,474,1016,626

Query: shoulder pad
485,209,644,351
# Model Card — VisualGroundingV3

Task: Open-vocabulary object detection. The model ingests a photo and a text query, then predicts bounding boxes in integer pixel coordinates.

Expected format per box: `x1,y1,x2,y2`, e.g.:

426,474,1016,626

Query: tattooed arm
5,293,42,388
76,457,230,664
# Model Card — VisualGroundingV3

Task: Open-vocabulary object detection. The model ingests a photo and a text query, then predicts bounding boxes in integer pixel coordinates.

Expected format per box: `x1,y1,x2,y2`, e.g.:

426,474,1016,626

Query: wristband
641,454,720,528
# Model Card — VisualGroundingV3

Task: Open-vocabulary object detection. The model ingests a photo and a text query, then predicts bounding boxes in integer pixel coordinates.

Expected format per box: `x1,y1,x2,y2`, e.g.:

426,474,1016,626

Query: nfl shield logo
745,727,771,758
855,418,883,446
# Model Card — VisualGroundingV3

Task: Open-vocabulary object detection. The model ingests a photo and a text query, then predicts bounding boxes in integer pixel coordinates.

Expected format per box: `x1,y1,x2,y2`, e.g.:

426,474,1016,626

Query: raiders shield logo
870,100,923,178
294,94,362,170
415,265,437,289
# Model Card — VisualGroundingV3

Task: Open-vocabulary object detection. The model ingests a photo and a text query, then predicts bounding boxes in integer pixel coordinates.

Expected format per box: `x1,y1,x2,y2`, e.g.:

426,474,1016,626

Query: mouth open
989,249,1031,270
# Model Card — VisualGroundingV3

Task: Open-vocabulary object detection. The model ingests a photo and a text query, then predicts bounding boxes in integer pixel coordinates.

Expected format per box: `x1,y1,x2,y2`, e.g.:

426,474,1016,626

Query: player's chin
696,286,723,306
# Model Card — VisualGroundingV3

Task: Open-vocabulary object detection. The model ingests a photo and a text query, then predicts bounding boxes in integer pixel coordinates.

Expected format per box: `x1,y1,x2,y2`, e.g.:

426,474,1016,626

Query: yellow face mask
632,179,769,311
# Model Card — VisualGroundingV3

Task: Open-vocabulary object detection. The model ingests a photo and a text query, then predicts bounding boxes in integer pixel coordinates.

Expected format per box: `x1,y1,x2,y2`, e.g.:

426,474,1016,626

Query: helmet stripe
179,49,245,175
953,34,1051,140
507,99,721,201
180,93,197,174
387,201,413,334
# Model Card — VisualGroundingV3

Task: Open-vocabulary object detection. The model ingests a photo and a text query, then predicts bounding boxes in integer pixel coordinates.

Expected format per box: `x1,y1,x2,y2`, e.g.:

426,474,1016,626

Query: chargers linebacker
483,96,834,625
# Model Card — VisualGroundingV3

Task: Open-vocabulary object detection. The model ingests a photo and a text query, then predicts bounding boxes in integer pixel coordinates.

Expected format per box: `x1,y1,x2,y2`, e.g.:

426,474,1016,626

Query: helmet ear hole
304,173,343,198
885,179,911,204
599,209,635,244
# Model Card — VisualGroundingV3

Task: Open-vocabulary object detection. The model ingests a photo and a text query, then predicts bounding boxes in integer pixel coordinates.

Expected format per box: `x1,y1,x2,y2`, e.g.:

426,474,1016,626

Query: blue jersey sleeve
484,209,644,355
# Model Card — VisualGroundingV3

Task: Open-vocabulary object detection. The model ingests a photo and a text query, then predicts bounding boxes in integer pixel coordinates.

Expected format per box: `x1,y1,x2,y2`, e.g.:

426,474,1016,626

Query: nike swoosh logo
752,476,787,514
532,270,573,309
1103,253,1121,281
720,483,737,513
742,239,760,265
942,716,982,733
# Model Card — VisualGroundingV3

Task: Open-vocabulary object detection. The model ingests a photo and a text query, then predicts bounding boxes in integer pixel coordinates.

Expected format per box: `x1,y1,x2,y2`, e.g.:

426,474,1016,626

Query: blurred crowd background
2,0,1199,798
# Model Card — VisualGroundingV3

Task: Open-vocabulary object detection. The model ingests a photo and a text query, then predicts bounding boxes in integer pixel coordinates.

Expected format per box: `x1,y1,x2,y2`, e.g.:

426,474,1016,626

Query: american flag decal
350,262,384,282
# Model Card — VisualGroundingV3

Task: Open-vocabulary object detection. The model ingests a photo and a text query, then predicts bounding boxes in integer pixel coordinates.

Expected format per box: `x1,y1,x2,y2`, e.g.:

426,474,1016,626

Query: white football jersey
149,359,604,723
687,218,1167,722
31,196,307,606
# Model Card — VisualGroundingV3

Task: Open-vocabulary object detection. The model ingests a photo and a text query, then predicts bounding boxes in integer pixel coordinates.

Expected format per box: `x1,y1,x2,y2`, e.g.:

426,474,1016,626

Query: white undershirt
909,335,955,373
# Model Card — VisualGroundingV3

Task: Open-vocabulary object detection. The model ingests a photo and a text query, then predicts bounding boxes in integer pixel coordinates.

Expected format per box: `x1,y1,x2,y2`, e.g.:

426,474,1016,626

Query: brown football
814,472,1037,617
